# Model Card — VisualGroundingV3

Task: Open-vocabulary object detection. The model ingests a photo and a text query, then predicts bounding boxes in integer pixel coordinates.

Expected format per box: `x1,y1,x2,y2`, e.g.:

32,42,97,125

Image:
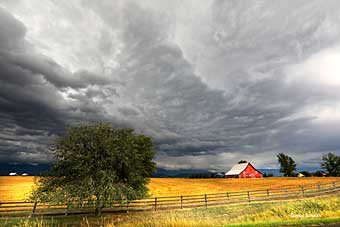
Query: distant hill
0,164,211,177
153,168,283,178
0,163,321,177
259,167,321,177
258,169,281,176
0,163,51,176
152,168,212,178
153,167,322,178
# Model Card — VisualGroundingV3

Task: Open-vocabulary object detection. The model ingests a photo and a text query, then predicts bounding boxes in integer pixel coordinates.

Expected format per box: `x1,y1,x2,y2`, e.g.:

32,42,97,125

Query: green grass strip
220,217,340,227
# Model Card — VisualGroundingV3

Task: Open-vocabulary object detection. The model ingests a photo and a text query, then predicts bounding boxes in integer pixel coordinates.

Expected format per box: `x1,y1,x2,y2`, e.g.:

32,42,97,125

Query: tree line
277,152,340,177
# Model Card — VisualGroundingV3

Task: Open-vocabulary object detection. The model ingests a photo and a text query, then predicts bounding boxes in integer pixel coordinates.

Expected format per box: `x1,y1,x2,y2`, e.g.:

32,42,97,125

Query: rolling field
0,176,339,201
148,177,340,197
0,176,36,202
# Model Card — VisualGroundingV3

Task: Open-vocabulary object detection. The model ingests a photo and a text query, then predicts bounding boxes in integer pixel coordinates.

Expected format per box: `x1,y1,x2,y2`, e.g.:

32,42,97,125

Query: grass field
1,176,339,201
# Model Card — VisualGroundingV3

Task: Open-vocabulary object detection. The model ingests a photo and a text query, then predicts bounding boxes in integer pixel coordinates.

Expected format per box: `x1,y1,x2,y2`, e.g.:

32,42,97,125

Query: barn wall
239,164,263,178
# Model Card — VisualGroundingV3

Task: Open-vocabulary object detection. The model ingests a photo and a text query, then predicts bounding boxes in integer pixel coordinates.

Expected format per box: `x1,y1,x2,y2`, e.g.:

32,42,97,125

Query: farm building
225,162,263,178
297,173,305,177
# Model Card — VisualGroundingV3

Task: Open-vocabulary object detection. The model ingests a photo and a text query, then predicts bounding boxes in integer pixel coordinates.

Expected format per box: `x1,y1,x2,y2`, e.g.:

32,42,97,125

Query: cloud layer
1,0,340,170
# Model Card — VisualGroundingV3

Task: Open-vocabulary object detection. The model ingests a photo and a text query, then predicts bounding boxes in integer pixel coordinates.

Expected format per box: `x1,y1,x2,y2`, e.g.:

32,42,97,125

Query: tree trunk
95,206,102,216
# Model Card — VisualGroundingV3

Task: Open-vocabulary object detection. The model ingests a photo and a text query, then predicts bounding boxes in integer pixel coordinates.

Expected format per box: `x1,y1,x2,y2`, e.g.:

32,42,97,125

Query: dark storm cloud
0,8,64,128
0,6,116,161
4,53,110,89
1,1,340,170
0,7,25,50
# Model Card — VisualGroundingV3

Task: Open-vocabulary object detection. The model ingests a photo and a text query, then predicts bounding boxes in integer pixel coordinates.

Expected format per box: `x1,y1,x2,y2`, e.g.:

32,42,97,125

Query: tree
188,173,214,178
277,153,296,177
314,171,327,177
31,123,156,216
299,171,311,177
321,153,340,176
263,173,273,178
238,160,248,164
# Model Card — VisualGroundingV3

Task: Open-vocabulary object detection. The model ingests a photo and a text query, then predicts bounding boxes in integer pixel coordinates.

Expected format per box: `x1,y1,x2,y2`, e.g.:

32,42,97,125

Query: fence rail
1,180,340,217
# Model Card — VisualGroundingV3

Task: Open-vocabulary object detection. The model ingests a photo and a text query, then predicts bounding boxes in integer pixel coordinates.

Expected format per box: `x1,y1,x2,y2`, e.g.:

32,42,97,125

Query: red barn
225,162,263,178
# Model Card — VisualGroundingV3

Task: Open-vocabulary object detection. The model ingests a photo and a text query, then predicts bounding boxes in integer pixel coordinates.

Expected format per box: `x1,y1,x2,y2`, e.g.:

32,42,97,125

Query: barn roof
225,163,249,175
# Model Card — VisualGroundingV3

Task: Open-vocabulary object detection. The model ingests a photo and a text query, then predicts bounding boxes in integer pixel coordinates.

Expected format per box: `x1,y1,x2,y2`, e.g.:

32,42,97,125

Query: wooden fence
1,180,340,217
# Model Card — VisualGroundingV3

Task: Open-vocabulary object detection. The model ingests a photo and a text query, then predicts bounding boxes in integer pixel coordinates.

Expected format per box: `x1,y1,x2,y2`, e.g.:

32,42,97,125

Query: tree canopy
238,160,248,164
31,123,156,215
321,152,340,177
277,153,296,177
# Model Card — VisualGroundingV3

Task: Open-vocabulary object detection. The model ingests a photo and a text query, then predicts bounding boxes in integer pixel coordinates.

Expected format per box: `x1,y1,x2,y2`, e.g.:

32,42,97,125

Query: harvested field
0,176,339,201
148,177,340,197
0,176,36,201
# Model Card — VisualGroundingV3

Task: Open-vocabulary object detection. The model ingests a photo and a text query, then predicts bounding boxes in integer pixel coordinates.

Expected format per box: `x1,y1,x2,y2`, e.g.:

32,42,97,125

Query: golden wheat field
0,176,339,201
148,177,340,196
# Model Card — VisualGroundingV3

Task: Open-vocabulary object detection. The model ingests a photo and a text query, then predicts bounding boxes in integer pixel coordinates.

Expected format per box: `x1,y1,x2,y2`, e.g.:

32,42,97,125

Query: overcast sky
1,0,340,170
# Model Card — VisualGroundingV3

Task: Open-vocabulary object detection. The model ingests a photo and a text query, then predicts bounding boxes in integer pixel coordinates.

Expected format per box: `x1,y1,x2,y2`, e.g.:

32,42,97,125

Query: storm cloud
1,0,340,170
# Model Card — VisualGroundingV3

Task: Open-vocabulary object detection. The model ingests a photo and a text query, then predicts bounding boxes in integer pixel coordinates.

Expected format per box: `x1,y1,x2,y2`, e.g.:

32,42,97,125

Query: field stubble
0,176,339,201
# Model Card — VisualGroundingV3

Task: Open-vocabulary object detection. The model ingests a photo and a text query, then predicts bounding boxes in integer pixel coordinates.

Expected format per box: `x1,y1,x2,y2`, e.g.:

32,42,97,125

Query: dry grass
109,196,340,227
148,177,340,197
1,176,339,201
4,195,340,227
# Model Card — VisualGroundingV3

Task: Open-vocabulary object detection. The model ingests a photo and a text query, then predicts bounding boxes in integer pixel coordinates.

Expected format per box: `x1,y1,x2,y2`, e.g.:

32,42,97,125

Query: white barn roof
225,163,249,175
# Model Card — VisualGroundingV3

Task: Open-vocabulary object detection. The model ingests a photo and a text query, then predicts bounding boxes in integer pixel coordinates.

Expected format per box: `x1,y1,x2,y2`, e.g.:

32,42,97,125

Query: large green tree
31,123,156,215
321,152,340,176
277,153,296,177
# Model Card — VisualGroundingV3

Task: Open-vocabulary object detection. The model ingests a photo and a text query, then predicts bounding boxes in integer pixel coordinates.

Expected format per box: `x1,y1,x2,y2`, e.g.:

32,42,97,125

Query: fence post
180,196,183,209
32,202,37,214
333,182,336,188
301,186,304,197
285,188,288,198
247,191,251,204
266,189,270,198
317,184,321,192
204,194,208,208
126,201,129,213
154,197,157,211
226,192,230,202
65,203,69,216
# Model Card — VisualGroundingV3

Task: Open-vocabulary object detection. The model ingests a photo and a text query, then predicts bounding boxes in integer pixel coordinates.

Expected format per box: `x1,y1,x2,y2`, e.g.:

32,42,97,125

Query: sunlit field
1,176,339,201
0,176,36,201
148,177,340,197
